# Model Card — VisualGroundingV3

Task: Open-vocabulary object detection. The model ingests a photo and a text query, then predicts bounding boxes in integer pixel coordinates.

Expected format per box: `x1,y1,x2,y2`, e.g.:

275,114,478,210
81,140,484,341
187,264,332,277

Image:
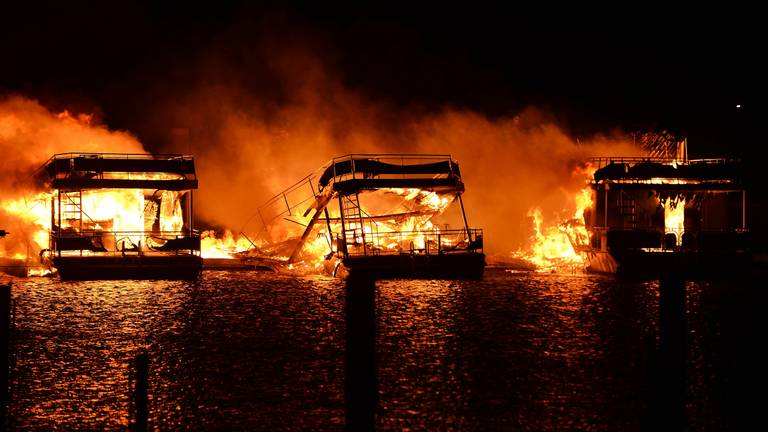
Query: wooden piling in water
656,277,687,431
1,283,11,431
345,274,377,432
132,353,149,432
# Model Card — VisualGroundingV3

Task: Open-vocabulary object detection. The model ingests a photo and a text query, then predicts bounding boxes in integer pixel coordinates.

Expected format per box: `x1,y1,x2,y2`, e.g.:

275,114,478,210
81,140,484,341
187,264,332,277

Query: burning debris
234,154,485,279
511,164,596,273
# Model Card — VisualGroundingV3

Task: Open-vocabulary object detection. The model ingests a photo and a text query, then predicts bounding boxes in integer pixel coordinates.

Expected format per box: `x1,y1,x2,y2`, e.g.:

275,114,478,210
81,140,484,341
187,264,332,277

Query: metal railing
325,154,458,188
51,230,200,256
338,228,483,257
253,153,461,235
36,153,197,181
589,156,730,171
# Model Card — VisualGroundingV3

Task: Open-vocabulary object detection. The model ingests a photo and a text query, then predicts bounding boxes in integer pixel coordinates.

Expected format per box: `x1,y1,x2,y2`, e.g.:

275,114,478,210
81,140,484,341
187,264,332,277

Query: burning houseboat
37,153,202,280
578,151,750,278
246,154,485,279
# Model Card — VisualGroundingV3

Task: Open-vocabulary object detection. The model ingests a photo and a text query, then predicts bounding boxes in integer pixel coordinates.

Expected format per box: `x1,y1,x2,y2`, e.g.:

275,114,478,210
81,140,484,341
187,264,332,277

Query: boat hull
341,252,486,280
53,255,202,280
586,249,752,279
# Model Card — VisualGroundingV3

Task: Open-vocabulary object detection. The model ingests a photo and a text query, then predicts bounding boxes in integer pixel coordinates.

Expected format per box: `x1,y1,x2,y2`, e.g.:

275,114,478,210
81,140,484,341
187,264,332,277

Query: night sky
1,1,763,157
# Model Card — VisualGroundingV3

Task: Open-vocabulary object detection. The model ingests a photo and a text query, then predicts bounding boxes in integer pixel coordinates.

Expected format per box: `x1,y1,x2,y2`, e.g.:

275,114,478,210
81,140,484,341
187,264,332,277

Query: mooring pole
655,276,687,431
132,353,149,432
345,274,377,432
1,283,11,431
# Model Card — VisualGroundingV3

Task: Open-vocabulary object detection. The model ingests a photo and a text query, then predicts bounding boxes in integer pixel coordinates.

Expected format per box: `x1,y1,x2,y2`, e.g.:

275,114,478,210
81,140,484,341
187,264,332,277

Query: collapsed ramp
241,154,485,279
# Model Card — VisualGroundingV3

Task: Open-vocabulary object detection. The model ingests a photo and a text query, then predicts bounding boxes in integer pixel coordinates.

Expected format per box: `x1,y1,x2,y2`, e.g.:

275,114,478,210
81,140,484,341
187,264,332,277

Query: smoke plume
0,96,145,257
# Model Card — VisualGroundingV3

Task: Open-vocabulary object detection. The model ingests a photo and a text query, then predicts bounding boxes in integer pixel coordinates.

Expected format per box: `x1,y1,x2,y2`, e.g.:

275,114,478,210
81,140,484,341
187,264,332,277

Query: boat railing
37,152,198,186
324,154,458,189
589,156,730,170
51,229,201,256
253,153,462,235
338,228,483,258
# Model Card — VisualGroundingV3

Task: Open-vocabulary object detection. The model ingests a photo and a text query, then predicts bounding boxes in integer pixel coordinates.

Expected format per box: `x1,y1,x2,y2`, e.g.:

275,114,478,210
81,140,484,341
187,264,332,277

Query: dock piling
131,353,149,432
345,274,377,432
1,284,11,431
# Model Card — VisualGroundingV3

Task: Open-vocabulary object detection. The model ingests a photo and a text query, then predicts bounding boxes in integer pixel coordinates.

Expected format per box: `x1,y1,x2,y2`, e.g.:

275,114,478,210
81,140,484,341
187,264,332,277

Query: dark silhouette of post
132,353,149,432
1,283,11,431
653,276,687,431
345,274,377,432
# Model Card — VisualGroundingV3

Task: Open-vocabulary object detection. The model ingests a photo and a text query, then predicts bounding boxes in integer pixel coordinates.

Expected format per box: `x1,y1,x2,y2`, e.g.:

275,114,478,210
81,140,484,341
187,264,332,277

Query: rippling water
5,269,766,430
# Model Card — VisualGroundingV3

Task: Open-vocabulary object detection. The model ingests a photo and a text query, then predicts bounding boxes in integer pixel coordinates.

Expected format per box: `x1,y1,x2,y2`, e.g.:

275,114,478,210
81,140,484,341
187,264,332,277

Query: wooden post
132,353,149,432
1,284,11,430
345,275,377,432
653,277,687,431
742,190,746,230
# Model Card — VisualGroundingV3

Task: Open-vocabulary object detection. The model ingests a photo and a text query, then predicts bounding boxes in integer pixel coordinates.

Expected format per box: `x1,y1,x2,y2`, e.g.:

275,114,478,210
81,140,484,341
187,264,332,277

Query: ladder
341,193,366,255
617,190,637,228
62,190,83,231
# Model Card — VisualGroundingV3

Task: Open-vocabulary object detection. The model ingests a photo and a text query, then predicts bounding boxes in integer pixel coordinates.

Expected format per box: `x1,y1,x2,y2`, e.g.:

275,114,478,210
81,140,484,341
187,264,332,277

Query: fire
514,164,595,271
200,230,255,258
664,197,685,245
249,186,459,271
1,192,52,254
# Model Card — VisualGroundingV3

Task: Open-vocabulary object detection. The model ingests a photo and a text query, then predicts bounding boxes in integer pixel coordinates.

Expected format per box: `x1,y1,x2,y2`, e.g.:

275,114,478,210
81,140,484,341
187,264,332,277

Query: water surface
7,269,765,430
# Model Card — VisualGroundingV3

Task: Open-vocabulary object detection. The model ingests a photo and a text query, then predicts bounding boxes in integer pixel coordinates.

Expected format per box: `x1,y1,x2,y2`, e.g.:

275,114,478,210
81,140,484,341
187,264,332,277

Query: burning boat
246,154,485,279
37,153,202,280
576,146,750,278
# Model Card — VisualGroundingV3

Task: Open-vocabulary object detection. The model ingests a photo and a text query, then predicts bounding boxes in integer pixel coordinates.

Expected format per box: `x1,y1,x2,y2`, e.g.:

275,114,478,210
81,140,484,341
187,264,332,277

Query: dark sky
1,1,763,157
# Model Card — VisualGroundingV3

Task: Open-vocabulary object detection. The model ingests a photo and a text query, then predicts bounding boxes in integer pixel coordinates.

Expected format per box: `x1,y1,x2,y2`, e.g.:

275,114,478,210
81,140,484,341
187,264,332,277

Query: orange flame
514,164,595,272
200,230,255,258
664,197,685,245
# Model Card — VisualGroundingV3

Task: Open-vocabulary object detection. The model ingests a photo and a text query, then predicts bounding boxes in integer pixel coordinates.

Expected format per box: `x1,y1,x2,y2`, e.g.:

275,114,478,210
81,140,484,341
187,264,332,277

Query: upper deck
590,157,743,191
38,153,198,190
318,154,464,195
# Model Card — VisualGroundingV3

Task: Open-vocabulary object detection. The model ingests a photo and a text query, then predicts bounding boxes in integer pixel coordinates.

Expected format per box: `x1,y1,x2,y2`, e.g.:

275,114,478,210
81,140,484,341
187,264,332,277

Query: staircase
62,191,83,231
341,193,366,255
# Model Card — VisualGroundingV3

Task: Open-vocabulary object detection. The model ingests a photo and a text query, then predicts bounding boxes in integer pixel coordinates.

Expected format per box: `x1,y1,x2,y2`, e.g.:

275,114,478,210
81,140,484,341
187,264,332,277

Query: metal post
742,190,746,230
1,284,11,430
338,196,347,258
132,353,149,432
57,190,62,257
50,195,55,252
604,185,609,229
190,190,194,233
356,193,367,257
324,208,334,250
283,194,291,216
457,193,471,238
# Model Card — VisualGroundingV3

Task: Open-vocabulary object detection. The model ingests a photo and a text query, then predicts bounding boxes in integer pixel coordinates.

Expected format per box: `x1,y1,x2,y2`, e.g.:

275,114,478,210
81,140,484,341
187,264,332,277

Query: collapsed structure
575,149,750,277
247,154,485,279
37,153,202,279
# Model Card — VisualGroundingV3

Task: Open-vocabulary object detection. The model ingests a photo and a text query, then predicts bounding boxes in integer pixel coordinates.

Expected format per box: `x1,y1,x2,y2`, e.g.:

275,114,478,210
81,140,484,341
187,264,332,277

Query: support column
345,275,377,432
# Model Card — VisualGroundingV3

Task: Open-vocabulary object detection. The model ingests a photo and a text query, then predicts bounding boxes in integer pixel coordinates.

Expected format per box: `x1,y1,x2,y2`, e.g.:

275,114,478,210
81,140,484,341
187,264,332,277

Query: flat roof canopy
38,153,198,190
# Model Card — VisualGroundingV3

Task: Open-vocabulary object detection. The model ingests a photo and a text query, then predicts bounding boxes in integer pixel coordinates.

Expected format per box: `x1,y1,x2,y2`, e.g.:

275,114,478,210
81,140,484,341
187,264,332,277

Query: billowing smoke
151,40,640,256
0,96,145,257
2,22,643,260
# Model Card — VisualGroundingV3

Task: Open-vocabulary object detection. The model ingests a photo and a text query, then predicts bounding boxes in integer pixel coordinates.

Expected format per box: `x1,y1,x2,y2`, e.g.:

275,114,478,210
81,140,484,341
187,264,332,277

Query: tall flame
664,197,685,245
513,164,595,272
